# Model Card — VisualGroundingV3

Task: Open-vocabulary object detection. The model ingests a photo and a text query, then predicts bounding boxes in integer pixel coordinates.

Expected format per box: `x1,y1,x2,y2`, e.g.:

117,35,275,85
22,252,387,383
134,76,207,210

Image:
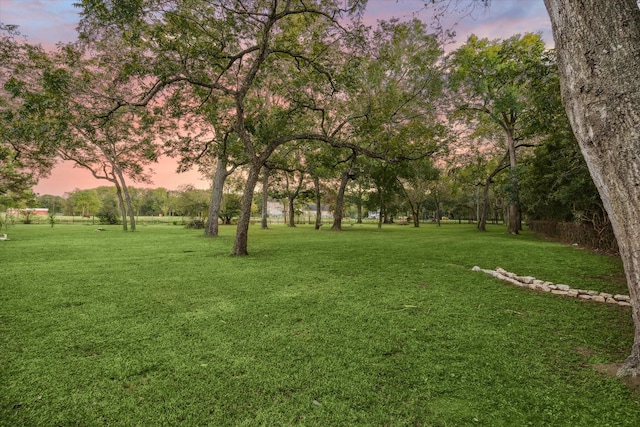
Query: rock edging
472,266,631,308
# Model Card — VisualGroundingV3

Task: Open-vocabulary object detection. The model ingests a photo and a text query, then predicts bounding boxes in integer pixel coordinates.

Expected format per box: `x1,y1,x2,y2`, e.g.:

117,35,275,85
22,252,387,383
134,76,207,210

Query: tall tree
448,33,549,234
542,0,640,378
398,157,440,227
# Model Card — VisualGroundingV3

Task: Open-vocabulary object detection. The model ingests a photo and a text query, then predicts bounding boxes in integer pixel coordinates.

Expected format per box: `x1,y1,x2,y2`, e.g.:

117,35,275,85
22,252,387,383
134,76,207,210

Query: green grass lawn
1,223,638,426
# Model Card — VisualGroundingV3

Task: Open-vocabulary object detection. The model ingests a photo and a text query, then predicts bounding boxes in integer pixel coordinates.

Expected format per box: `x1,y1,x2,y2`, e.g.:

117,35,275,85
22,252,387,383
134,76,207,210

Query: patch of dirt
575,347,640,393
593,363,640,393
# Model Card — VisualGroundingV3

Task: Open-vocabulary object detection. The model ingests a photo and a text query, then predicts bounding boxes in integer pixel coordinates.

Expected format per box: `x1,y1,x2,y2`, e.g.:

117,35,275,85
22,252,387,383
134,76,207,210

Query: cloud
362,0,552,47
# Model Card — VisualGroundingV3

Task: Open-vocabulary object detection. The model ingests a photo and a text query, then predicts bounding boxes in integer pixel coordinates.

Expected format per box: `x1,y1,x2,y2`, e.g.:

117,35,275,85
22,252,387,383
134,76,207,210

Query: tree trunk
412,206,420,228
287,171,304,228
232,165,261,256
314,176,322,230
544,0,640,377
377,188,385,231
332,169,350,231
478,178,490,232
205,158,227,237
505,130,520,234
261,166,269,230
113,166,135,232
288,196,296,227
114,180,127,231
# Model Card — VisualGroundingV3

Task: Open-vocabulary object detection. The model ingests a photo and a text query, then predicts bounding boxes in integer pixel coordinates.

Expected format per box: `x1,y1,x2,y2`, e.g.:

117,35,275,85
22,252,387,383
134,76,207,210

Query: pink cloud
33,157,210,196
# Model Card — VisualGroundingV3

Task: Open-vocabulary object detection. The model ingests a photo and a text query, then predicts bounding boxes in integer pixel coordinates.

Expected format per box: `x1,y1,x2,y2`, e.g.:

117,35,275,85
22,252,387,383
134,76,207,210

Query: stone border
472,266,632,308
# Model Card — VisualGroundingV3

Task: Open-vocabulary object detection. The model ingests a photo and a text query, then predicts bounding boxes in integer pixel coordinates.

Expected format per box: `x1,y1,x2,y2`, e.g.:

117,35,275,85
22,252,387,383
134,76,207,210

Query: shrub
97,210,120,225
185,219,205,229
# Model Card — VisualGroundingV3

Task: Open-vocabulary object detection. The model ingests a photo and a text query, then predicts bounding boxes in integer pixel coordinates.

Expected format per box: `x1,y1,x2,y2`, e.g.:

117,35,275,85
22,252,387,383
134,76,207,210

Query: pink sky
0,0,552,196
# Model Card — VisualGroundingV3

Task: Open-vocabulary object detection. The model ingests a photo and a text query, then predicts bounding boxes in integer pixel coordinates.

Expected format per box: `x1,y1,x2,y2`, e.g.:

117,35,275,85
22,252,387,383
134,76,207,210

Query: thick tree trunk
261,166,269,230
288,196,296,227
544,0,640,377
412,206,420,228
314,176,322,230
205,158,227,237
232,165,261,256
332,170,350,231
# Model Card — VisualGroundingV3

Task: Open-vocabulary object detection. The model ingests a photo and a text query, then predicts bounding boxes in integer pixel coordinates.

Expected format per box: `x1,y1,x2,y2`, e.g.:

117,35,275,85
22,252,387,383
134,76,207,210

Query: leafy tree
448,33,550,234
219,193,242,225
0,25,61,204
176,185,209,219
67,188,101,218
138,188,169,216
76,0,373,255
397,158,440,227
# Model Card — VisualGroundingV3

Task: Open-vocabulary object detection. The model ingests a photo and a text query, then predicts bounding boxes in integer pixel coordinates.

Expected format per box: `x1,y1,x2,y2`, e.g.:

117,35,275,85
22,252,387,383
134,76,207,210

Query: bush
97,210,120,225
185,219,205,229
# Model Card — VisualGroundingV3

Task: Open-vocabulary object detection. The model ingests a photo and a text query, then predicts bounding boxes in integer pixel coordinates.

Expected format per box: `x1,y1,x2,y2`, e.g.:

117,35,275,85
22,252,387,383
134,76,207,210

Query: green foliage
521,132,602,222
176,185,209,218
96,209,120,225
67,189,101,217
0,225,637,425
220,193,241,225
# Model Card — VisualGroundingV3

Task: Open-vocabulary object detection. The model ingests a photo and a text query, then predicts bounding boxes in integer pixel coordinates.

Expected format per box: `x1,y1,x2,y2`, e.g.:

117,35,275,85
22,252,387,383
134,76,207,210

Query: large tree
542,0,640,378
448,33,549,234
77,0,370,255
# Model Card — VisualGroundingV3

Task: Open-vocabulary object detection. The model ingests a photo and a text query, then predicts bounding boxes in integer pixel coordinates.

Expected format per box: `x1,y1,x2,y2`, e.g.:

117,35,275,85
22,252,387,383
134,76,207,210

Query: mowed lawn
1,223,638,426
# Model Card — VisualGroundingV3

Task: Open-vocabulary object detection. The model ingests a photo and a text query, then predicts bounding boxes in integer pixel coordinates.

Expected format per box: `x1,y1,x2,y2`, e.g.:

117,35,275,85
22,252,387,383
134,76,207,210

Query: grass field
1,222,638,426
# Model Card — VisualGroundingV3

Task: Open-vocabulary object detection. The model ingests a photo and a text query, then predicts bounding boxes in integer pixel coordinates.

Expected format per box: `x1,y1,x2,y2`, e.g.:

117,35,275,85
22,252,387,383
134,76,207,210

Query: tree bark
232,165,261,256
412,206,420,228
332,169,350,231
288,196,296,227
205,158,228,237
543,0,640,377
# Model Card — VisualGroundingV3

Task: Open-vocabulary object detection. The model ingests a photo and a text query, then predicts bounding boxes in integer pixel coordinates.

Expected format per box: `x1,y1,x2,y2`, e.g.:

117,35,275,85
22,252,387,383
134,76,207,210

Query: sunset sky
0,0,552,196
